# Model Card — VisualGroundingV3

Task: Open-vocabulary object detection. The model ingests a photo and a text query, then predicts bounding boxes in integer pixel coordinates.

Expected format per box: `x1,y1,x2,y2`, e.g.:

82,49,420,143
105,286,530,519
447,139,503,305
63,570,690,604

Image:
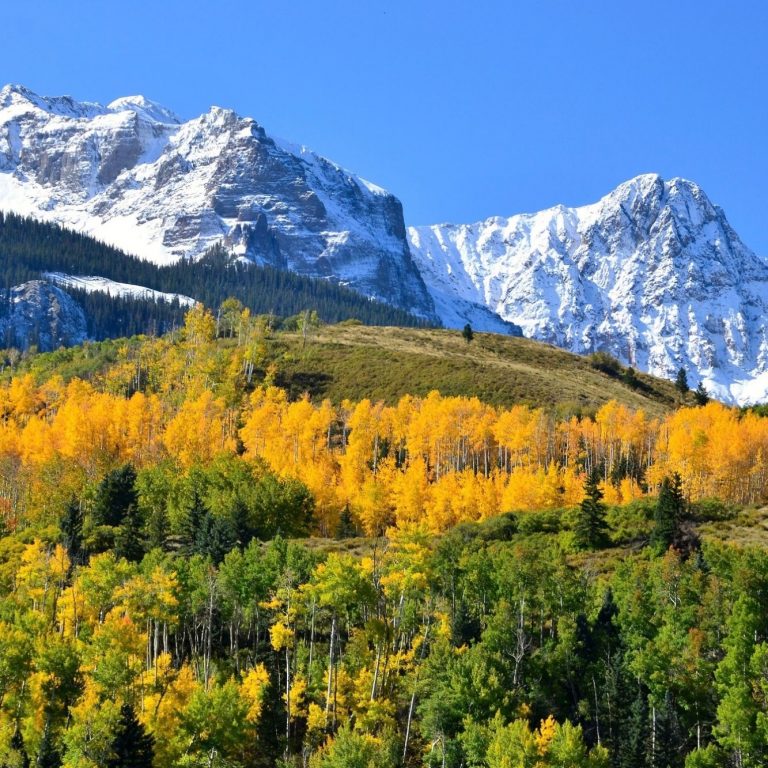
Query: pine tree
9,726,30,768
651,473,685,553
114,504,146,563
59,497,84,567
462,323,474,343
146,504,169,552
231,497,252,547
93,464,138,528
335,506,356,540
618,686,649,768
693,382,709,406
180,490,209,556
674,367,689,396
106,704,154,768
573,470,609,550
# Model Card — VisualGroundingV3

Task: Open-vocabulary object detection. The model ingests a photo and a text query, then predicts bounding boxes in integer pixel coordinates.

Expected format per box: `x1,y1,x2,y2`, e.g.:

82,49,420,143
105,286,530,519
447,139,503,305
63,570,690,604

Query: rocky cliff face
409,174,768,405
0,84,436,320
0,281,87,351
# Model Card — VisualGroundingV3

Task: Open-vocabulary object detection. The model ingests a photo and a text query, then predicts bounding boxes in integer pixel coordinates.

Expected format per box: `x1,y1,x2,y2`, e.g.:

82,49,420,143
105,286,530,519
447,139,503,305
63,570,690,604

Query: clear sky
3,0,767,252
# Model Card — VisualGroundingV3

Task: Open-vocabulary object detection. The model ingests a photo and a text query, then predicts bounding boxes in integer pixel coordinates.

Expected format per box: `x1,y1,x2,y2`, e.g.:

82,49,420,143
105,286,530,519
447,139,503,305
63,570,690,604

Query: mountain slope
0,213,435,350
9,323,679,416
0,84,436,320
0,280,87,350
408,174,768,405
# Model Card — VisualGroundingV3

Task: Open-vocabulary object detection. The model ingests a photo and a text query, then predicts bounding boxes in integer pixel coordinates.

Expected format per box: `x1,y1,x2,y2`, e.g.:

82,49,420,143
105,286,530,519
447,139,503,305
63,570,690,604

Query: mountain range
1,83,767,404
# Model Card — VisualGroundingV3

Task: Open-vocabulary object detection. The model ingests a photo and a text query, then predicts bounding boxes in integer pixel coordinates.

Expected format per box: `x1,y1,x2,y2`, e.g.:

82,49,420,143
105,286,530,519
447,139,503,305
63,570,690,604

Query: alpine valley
2,84,767,404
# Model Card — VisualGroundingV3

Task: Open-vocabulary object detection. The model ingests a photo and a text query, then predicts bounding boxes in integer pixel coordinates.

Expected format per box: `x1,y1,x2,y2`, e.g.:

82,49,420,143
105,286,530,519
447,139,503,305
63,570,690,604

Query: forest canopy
0,304,767,767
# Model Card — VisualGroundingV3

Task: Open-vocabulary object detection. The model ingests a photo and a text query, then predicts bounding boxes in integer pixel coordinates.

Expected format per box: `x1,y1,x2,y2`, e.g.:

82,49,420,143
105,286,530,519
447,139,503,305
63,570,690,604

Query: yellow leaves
241,664,270,723
184,303,216,346
163,390,236,467
113,567,179,625
435,610,452,641
270,620,294,651
19,417,54,466
8,358,768,542
142,663,201,768
535,715,557,755
15,539,68,612
286,675,307,719
306,701,326,734
502,465,567,512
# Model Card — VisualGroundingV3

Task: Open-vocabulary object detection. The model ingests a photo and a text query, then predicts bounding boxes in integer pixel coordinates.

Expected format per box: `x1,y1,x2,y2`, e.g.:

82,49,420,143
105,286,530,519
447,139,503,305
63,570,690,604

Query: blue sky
3,0,767,252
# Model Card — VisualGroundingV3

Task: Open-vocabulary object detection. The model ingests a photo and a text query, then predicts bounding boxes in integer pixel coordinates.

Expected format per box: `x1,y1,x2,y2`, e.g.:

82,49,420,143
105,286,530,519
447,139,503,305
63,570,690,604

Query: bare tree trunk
403,617,431,761
324,614,336,727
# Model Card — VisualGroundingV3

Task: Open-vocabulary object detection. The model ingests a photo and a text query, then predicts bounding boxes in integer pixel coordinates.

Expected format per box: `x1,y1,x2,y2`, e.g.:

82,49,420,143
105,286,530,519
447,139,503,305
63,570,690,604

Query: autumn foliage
2,310,768,539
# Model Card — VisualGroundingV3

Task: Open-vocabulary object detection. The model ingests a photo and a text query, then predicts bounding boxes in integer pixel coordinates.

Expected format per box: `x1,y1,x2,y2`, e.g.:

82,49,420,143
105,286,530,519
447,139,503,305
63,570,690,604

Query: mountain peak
408,174,768,405
107,95,181,124
0,83,104,119
0,83,437,321
606,172,666,207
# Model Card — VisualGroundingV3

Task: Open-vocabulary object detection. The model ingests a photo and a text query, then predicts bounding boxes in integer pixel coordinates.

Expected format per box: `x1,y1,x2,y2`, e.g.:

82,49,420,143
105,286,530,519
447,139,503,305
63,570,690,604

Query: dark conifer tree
60,498,84,567
462,323,473,343
231,497,253,548
202,514,236,565
674,368,689,396
693,382,709,406
180,490,209,557
146,504,170,552
114,504,146,563
618,686,650,768
651,473,685,553
335,505,357,540
106,704,154,768
9,726,30,768
92,465,138,528
36,721,61,768
574,470,609,550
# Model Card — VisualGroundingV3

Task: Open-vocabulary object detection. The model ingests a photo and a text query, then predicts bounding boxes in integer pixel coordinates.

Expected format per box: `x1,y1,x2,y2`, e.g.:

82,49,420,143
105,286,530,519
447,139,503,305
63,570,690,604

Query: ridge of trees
0,211,433,347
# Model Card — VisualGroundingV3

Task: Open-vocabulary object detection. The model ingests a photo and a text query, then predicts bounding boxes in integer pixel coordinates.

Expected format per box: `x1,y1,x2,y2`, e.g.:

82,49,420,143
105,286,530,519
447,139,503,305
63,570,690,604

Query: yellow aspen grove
163,390,236,467
7,343,768,534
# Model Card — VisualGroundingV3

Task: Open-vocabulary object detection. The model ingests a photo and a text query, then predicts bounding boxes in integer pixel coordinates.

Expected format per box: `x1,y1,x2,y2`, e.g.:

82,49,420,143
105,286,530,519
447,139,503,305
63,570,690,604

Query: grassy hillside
273,324,679,415
6,322,680,415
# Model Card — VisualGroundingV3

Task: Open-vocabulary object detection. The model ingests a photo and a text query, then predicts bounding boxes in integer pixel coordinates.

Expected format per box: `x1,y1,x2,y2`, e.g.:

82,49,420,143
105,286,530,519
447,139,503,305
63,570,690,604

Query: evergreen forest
0,212,432,347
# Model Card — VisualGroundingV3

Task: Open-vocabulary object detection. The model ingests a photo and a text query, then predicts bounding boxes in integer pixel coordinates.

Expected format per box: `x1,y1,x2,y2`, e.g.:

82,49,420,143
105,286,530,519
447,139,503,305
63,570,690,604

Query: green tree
251,475,314,539
106,704,154,768
622,366,639,389
693,383,709,406
60,498,84,567
462,324,474,343
92,465,138,528
651,473,685,553
36,721,62,768
714,595,762,767
113,505,146,564
309,725,396,768
573,471,609,550
675,368,689,396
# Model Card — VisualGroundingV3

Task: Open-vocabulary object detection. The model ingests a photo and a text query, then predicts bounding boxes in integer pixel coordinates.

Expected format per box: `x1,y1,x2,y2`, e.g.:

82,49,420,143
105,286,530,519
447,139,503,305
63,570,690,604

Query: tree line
0,212,434,348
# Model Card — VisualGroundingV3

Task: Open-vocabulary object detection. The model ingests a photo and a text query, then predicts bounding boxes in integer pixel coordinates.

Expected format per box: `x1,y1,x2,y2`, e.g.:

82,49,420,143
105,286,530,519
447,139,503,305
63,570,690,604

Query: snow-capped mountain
44,273,195,307
408,173,768,405
0,84,436,320
0,281,87,350
3,84,767,404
